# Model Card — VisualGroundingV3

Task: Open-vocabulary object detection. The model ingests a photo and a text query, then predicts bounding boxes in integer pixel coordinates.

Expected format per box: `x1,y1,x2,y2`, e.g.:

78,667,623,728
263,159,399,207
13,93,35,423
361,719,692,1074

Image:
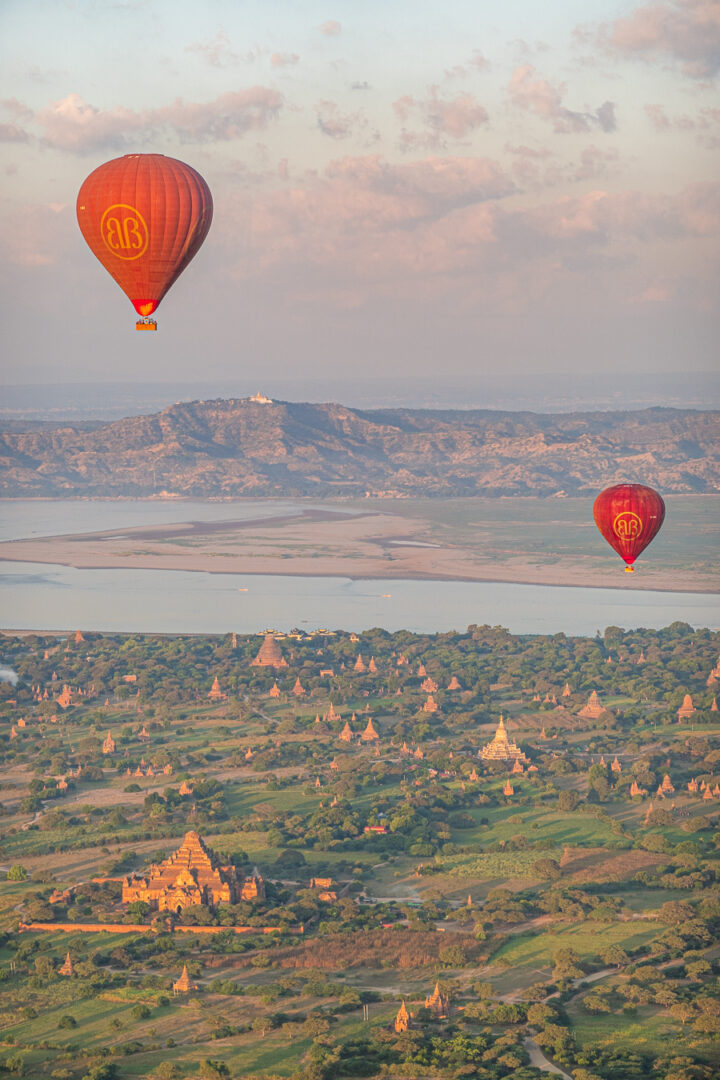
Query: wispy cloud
316,100,378,142
320,20,342,37
8,89,284,153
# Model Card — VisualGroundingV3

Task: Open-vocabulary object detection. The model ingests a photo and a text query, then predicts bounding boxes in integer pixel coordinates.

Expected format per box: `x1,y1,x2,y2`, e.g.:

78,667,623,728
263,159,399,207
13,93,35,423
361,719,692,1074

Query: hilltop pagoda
480,717,529,764
251,634,288,669
122,831,241,913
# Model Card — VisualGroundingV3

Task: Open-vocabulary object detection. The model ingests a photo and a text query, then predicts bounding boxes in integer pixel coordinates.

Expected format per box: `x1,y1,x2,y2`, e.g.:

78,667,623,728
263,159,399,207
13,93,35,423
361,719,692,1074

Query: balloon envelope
76,154,213,318
593,483,665,570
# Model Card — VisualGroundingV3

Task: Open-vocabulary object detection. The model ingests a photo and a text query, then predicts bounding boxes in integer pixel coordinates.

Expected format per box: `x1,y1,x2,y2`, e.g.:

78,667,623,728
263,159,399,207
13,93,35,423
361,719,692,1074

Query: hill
0,398,718,497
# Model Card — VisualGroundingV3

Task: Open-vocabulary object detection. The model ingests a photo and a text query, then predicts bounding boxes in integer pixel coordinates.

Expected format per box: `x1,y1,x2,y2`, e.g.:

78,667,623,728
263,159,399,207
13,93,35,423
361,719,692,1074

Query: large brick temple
122,831,263,913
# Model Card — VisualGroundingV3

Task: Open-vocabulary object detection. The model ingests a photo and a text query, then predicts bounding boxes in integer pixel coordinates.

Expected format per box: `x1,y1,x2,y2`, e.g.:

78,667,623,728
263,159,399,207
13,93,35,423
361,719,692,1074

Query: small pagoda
677,694,695,721
480,717,529,764
251,634,288,669
208,677,227,702
58,952,74,976
503,779,514,796
292,677,305,696
562,682,571,697
173,964,196,994
74,629,85,644
354,654,367,673
102,731,116,755
368,656,378,673
268,681,281,698
423,695,439,714
421,676,438,693
394,1000,411,1033
361,717,380,742
339,720,354,742
578,691,604,719
447,675,461,690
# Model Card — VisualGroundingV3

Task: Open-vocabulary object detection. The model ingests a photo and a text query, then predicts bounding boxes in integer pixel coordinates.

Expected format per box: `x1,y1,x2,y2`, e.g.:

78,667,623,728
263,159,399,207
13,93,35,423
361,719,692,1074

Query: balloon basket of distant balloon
136,318,157,331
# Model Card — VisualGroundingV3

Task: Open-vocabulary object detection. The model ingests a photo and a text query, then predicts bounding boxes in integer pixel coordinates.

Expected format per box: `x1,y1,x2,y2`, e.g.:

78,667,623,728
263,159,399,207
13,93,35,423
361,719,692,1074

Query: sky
1,0,719,399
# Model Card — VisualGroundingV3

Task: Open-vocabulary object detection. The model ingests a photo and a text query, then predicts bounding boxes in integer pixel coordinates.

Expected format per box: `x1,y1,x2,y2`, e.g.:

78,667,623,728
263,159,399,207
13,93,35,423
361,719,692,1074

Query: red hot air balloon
77,154,212,330
593,483,666,572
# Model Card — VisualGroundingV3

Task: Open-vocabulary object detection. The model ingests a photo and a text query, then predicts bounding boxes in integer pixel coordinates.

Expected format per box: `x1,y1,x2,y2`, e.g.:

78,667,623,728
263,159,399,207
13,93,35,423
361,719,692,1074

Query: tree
6,866,27,881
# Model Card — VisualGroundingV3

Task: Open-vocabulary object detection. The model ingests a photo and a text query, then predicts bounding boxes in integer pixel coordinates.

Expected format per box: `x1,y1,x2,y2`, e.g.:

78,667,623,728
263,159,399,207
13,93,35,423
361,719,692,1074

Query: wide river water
0,501,717,637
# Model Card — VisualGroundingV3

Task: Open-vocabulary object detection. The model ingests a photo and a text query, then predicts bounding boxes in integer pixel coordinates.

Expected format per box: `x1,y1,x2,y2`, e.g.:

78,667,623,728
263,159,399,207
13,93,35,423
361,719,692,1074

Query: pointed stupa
59,951,74,976
339,720,354,742
354,653,366,673
677,694,695,721
578,691,604,719
562,682,571,696
292,677,305,696
361,717,380,742
368,656,378,673
394,999,410,1032
74,629,85,644
251,634,288,668
173,964,196,993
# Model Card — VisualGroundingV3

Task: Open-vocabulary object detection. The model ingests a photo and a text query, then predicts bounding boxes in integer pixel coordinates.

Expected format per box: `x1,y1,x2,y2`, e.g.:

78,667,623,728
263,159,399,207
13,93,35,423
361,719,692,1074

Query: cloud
507,65,616,134
645,102,720,144
185,30,240,67
350,81,371,91
13,89,284,153
270,52,300,67
0,123,29,143
600,0,720,79
315,100,377,142
393,87,489,150
320,20,342,36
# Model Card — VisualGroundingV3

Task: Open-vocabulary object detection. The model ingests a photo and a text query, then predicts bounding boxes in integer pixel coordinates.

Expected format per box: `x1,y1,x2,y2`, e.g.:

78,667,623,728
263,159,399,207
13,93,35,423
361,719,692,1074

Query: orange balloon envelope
593,483,665,572
76,154,212,327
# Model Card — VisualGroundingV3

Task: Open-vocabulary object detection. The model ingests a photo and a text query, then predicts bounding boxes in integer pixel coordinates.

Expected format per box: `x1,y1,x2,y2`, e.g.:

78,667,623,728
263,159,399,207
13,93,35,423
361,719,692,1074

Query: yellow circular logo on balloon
613,511,643,540
100,204,148,260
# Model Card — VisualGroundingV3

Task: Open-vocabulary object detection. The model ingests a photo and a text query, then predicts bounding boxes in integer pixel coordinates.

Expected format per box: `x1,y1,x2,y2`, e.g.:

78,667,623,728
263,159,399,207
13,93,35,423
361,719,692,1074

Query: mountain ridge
0,398,717,498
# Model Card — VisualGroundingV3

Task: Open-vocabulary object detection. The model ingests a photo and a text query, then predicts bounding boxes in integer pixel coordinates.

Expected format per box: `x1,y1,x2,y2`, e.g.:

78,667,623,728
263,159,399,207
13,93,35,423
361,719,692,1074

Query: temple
677,694,695,721
479,717,529,764
208,677,227,701
251,634,288,668
102,731,115,755
173,964,196,993
578,691,604,719
58,951,74,976
424,981,449,1018
122,831,242,913
361,717,380,742
394,1000,411,1033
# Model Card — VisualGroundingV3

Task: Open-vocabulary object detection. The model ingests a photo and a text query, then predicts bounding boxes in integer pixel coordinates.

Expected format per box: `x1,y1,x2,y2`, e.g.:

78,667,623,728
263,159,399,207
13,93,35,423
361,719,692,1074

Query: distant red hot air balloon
593,483,665,572
76,154,212,330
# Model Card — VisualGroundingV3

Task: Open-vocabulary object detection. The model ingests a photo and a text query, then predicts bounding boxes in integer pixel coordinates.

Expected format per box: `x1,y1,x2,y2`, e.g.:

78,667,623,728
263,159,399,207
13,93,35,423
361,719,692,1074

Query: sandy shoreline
1,503,717,596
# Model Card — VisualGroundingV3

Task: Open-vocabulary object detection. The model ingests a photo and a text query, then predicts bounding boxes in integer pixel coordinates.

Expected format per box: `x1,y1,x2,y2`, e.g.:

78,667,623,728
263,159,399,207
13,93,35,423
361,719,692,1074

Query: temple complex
424,981,449,1018
479,717,529,764
578,691,604,719
56,685,74,709
251,634,288,669
677,694,695,721
394,1000,411,1032
122,831,241,913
